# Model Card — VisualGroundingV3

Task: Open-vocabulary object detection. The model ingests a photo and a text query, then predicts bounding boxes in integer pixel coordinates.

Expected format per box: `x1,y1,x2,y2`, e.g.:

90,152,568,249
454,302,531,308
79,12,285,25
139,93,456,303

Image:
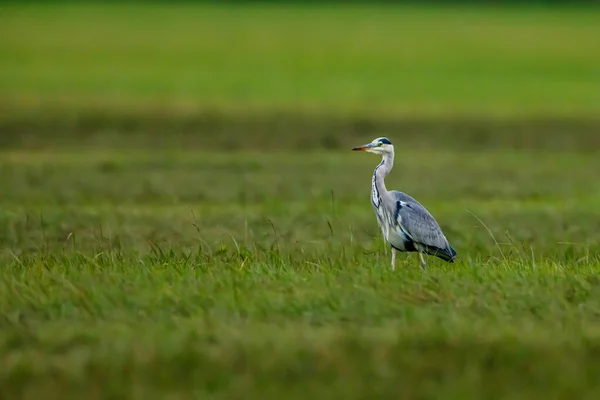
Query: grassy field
1,3,599,151
2,2,600,399
2,149,600,399
1,2,599,119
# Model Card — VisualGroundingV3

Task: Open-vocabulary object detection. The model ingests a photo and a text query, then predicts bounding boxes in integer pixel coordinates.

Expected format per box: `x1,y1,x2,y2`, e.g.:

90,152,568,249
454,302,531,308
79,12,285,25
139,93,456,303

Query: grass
2,2,600,398
1,148,600,399
1,3,599,118
2,2,600,152
1,2,599,152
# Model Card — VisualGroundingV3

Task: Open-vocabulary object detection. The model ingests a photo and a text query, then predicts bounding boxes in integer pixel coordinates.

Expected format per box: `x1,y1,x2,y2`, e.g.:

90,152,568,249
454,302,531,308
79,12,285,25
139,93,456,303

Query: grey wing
389,191,456,261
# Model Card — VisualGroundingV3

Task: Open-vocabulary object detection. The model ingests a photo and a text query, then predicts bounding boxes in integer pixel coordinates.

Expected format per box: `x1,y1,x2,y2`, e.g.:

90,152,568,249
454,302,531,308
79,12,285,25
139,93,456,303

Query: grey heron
352,137,457,270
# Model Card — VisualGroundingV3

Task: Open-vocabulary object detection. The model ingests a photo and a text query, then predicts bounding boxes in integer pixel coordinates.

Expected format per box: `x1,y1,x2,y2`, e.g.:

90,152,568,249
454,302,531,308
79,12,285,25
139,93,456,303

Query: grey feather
388,191,456,262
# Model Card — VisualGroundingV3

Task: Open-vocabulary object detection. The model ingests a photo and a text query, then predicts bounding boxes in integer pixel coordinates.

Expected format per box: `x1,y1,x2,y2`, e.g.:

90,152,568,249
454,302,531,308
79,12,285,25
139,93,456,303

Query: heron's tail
426,243,457,263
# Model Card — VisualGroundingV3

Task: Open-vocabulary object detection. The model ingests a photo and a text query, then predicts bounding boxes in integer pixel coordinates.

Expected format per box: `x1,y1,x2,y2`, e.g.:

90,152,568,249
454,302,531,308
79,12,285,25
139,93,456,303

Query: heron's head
352,137,393,155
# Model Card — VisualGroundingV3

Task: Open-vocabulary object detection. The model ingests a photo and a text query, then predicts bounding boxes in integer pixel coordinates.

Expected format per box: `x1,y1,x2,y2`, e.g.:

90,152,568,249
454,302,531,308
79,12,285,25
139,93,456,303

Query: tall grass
1,148,600,398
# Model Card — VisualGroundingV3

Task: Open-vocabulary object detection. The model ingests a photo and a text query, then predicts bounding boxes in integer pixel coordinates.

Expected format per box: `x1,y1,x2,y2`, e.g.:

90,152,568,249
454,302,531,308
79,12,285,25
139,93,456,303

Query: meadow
1,2,600,399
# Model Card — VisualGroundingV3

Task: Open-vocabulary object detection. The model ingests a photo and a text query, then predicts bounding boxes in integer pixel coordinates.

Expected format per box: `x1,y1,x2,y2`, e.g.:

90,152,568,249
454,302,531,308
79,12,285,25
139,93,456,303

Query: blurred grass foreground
2,1,600,400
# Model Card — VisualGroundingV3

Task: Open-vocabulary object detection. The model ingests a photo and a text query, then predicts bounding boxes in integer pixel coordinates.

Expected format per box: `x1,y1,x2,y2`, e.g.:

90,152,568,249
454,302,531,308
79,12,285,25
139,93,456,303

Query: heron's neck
372,152,394,204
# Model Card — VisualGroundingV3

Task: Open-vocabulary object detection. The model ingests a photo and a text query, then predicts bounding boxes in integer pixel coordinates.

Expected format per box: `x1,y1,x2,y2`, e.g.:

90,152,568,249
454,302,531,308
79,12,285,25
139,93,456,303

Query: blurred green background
1,0,599,150
2,1,600,399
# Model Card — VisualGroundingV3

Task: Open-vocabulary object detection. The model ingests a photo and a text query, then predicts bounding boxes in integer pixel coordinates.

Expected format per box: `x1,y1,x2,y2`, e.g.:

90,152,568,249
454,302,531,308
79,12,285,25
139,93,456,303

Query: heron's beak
352,143,375,151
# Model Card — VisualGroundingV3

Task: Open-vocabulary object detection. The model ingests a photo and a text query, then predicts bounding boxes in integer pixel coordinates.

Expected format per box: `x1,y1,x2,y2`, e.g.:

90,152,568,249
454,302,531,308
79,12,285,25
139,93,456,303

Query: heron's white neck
371,151,394,207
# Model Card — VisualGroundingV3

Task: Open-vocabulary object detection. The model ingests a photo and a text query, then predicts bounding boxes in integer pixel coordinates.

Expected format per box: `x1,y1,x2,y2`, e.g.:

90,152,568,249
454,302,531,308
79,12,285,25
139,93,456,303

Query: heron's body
353,137,456,270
